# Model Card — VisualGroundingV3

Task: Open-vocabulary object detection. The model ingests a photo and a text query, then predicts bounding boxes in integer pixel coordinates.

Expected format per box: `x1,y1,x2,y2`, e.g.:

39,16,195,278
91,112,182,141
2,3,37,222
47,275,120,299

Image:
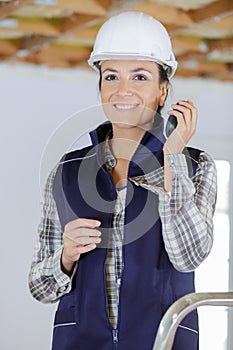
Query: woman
29,11,217,350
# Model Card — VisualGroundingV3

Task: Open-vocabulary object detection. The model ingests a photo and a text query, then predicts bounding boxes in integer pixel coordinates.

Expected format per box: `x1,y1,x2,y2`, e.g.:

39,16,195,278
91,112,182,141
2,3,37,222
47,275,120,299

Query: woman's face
100,60,168,131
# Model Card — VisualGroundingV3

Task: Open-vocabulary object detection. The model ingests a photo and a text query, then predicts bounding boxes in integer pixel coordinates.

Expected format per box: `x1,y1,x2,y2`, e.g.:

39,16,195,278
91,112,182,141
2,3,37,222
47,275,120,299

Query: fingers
62,218,102,268
168,100,197,126
168,100,197,133
65,218,101,231
168,99,196,114
65,226,101,239
64,218,102,244
164,99,198,154
65,233,102,246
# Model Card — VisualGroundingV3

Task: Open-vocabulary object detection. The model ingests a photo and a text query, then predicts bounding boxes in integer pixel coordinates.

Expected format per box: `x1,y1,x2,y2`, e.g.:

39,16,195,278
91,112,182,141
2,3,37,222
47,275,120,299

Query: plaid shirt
29,141,217,328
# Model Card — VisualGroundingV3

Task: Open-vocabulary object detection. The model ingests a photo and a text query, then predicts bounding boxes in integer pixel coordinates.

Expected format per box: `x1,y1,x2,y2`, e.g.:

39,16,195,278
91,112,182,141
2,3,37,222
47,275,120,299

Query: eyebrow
131,68,153,74
102,67,153,74
102,68,118,74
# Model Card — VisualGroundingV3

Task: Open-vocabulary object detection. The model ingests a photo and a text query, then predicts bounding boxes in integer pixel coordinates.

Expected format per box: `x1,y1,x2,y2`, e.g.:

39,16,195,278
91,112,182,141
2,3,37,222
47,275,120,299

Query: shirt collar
104,131,165,197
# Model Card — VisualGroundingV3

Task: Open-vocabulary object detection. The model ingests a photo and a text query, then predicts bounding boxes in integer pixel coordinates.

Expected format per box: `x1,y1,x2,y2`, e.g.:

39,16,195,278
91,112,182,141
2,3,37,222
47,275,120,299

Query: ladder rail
152,292,233,350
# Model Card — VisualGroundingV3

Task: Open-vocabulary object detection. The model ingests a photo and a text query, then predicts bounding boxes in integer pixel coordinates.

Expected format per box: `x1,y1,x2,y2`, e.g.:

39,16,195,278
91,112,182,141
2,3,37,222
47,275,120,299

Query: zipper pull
112,329,118,344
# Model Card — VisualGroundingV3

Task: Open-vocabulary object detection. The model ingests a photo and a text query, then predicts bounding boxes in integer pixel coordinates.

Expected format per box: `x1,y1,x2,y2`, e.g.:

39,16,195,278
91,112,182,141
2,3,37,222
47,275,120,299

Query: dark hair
157,64,169,113
97,62,169,113
157,63,169,84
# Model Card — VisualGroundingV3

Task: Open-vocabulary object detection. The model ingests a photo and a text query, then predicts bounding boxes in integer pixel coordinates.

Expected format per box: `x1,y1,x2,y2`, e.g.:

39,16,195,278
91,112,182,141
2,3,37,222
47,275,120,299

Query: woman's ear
158,81,169,107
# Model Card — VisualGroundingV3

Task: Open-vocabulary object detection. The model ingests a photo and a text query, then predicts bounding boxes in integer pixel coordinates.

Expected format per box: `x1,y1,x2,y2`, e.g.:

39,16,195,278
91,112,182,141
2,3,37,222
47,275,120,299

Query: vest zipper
112,329,118,349
103,172,122,349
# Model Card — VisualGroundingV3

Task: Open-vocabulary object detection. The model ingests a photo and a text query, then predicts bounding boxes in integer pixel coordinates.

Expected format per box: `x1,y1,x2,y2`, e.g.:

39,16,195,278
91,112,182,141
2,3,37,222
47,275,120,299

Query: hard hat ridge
88,11,177,78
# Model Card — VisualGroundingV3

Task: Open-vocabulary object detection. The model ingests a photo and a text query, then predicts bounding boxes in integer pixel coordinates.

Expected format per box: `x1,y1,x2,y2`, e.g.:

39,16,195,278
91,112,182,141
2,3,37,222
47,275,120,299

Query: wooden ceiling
0,0,232,80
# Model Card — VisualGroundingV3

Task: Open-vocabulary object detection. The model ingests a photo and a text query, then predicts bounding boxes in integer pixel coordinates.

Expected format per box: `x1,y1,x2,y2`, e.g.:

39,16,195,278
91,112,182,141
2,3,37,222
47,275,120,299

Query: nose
116,78,133,96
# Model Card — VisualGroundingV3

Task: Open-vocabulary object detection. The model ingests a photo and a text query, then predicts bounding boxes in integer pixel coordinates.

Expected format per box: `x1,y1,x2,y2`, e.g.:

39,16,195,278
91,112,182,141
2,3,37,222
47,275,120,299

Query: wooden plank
164,24,186,33
1,13,100,59
216,73,233,81
0,28,25,39
95,0,113,10
17,44,91,67
205,13,233,30
17,54,72,68
178,60,229,73
20,34,53,50
187,0,233,23
9,18,62,36
61,13,100,32
33,45,91,63
208,36,233,51
194,60,229,73
0,0,32,20
71,26,100,40
1,13,101,63
9,4,71,18
172,36,207,53
0,39,18,55
176,51,207,62
6,13,94,36
132,2,194,26
55,0,109,16
176,68,233,81
175,68,208,78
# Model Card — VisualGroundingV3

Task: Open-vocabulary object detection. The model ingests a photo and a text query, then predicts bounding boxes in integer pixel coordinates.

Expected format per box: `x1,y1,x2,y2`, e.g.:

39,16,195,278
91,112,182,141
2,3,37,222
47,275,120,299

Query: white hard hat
88,11,177,78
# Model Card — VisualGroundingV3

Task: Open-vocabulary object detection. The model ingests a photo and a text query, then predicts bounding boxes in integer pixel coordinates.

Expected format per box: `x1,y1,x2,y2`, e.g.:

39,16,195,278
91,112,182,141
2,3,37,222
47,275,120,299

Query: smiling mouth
113,103,139,110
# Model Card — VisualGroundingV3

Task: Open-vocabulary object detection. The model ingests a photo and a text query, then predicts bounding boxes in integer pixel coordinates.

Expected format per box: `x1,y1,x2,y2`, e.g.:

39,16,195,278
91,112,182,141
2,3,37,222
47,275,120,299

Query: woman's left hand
163,99,198,155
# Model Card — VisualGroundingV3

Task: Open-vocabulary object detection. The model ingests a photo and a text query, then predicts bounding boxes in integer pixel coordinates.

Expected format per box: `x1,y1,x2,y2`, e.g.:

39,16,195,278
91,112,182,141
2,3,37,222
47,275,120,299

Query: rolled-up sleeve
130,151,217,272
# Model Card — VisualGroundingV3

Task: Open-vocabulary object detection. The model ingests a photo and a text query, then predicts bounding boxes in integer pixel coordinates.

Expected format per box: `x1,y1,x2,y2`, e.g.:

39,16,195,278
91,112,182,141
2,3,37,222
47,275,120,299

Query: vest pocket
52,307,78,350
54,306,77,328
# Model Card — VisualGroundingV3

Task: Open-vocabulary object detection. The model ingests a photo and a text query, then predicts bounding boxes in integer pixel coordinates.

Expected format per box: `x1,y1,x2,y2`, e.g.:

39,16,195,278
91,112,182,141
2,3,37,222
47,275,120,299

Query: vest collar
89,113,165,154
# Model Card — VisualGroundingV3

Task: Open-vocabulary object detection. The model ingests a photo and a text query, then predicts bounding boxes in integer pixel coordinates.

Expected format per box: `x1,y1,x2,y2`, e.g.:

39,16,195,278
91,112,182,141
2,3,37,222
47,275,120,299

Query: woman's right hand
61,218,102,276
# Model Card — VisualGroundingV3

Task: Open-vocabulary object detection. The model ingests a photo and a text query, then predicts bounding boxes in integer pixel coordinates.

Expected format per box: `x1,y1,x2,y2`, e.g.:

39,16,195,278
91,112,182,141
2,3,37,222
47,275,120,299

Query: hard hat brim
88,53,177,78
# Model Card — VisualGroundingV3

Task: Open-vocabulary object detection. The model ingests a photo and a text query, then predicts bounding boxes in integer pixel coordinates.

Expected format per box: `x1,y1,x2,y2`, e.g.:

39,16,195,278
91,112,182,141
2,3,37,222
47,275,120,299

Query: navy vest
52,121,201,350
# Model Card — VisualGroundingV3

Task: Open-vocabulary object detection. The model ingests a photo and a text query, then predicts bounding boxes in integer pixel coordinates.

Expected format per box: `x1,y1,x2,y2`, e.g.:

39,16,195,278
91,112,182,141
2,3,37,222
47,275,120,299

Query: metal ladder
152,292,233,350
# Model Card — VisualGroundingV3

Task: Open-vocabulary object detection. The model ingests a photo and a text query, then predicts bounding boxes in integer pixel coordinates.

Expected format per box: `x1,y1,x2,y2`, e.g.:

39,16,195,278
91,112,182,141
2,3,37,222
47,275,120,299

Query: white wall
0,62,232,350
0,63,100,350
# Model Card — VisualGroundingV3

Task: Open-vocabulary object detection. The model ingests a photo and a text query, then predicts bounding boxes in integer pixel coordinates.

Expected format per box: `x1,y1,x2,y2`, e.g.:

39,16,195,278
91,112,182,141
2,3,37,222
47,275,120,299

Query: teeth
114,104,137,110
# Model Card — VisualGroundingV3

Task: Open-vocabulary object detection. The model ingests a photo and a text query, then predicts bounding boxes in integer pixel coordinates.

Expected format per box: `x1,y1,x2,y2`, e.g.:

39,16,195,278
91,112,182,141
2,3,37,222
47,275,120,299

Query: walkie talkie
165,114,177,138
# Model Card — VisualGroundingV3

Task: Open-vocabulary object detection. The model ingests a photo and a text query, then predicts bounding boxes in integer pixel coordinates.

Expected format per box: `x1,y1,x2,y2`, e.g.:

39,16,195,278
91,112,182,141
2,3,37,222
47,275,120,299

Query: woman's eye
134,74,147,81
104,74,117,81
